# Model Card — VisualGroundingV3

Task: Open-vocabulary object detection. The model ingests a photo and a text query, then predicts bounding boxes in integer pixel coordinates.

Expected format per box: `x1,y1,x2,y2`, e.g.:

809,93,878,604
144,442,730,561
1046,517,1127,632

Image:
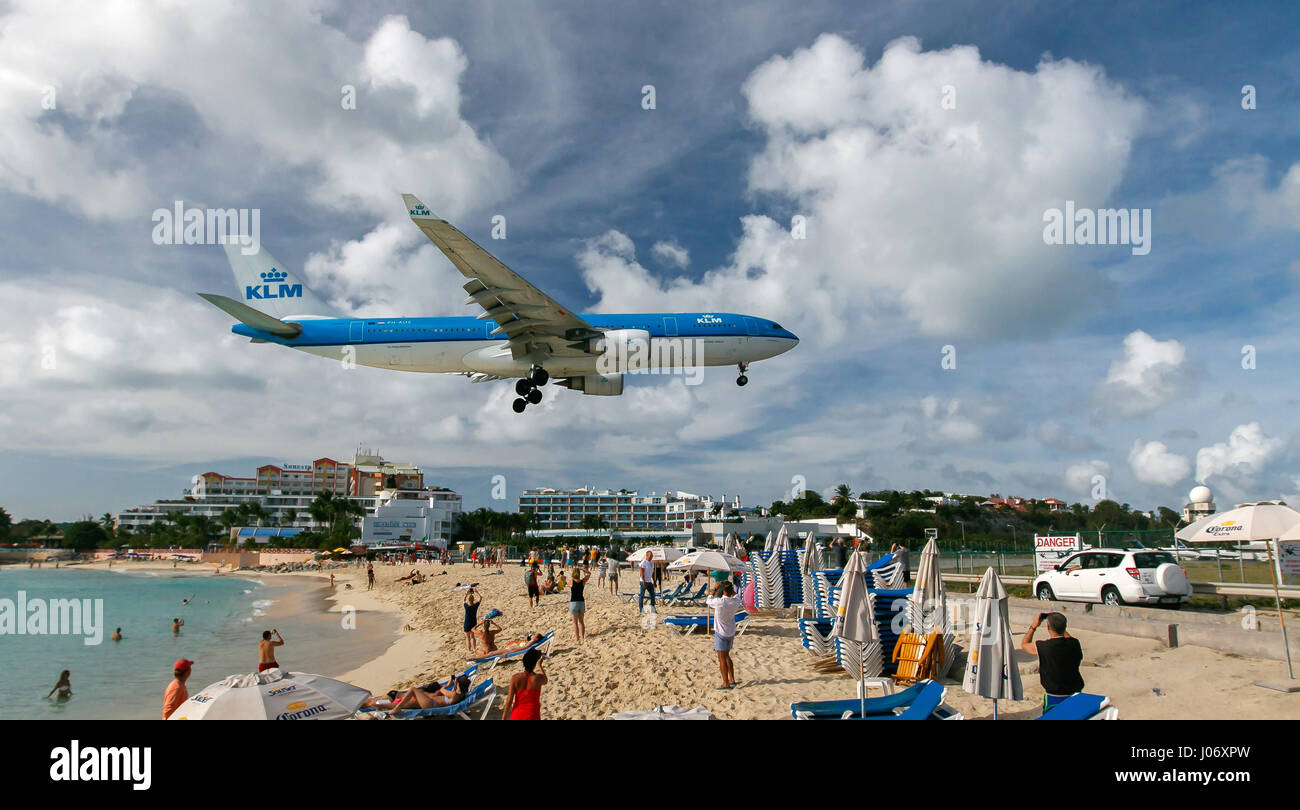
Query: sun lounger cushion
1037,693,1108,721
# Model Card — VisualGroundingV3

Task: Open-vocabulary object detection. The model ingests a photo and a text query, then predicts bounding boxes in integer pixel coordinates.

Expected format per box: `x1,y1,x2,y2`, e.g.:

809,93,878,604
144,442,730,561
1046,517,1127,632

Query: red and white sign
1278,541,1300,579
1035,534,1081,573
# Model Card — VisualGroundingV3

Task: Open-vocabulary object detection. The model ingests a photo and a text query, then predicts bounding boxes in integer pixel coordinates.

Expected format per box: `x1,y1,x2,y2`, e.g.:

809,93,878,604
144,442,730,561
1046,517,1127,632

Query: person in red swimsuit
502,647,547,720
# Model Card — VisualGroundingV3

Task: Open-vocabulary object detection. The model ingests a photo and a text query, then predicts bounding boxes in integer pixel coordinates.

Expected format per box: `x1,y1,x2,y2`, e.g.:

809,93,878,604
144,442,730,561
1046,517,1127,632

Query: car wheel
1101,586,1122,606
1036,584,1055,601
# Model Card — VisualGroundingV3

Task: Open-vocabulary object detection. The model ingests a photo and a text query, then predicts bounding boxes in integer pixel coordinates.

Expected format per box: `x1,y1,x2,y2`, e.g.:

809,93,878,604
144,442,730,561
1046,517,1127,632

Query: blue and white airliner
199,194,799,412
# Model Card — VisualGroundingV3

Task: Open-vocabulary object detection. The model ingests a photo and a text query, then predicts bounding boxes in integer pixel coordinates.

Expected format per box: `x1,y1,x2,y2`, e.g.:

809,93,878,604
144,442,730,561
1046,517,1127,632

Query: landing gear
736,362,749,387
512,367,548,412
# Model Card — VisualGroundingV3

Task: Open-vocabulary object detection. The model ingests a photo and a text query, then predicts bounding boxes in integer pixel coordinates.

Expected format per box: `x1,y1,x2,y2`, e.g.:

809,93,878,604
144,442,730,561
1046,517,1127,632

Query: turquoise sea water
0,567,399,720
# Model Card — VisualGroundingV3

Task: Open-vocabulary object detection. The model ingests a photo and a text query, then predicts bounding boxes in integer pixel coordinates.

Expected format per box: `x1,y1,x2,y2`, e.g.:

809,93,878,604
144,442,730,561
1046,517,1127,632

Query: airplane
199,194,799,412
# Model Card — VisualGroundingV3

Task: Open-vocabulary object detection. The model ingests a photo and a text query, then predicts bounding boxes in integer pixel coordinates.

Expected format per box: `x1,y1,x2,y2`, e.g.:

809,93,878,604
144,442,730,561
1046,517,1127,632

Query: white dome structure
1182,486,1215,524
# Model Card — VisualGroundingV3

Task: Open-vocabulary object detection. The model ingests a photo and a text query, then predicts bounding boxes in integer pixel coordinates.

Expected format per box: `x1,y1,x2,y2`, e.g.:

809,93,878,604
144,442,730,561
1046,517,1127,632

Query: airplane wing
402,194,600,363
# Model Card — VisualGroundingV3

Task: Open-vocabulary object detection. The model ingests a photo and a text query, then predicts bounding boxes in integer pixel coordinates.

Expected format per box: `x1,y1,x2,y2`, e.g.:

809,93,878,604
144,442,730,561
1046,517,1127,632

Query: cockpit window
771,323,782,329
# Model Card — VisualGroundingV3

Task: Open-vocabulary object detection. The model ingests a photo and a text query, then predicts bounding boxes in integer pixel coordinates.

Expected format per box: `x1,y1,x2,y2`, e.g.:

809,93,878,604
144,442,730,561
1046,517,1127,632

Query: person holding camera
463,586,481,652
1020,611,1084,713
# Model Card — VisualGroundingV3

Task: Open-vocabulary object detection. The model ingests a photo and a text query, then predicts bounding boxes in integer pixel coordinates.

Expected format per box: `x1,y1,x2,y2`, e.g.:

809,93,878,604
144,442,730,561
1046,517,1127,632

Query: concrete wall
1004,596,1300,664
257,550,317,566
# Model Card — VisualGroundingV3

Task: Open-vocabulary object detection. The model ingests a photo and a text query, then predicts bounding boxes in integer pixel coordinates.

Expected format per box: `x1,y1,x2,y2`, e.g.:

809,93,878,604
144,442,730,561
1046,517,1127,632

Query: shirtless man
172,618,184,635
258,629,285,672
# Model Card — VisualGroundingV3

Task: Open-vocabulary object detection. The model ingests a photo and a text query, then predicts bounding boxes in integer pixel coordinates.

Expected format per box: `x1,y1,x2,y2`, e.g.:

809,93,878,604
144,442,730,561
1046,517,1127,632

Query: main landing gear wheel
736,362,749,387
736,375,748,386
515,379,533,396
512,398,527,413
530,367,549,386
513,369,548,412
527,388,543,404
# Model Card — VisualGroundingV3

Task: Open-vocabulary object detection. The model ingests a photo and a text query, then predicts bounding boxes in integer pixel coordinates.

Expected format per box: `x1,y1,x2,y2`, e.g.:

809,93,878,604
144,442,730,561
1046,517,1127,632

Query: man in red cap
163,659,193,719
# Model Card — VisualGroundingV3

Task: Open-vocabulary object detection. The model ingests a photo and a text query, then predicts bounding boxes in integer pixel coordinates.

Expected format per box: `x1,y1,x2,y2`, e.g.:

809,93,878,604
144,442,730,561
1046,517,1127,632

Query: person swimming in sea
111,627,122,641
47,670,73,701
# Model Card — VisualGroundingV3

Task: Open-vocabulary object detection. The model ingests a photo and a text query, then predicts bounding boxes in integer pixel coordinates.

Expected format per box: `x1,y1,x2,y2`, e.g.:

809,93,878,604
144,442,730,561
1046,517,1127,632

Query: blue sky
2,1,1299,521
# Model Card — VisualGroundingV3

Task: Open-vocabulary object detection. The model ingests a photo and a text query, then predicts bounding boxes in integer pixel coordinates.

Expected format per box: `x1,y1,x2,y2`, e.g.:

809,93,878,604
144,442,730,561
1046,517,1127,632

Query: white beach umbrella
773,525,791,553
1181,502,1300,683
908,538,946,634
830,551,879,717
167,669,370,720
722,533,738,557
962,567,1023,718
667,550,745,574
800,537,823,572
624,546,683,564
763,531,775,553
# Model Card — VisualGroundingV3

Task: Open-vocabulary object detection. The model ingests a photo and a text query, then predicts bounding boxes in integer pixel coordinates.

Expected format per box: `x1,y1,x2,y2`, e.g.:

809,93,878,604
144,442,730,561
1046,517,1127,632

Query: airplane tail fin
221,240,340,319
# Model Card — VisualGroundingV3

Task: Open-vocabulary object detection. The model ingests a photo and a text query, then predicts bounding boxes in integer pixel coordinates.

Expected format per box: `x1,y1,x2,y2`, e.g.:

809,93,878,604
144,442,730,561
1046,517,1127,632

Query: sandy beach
279,560,1300,720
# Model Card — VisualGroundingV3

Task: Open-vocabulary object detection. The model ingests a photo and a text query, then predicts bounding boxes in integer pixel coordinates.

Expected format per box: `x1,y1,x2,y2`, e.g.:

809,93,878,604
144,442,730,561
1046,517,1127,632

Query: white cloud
579,34,1147,343
1097,330,1190,416
1128,440,1191,486
0,5,511,221
650,240,690,269
1065,459,1110,498
1195,422,1284,488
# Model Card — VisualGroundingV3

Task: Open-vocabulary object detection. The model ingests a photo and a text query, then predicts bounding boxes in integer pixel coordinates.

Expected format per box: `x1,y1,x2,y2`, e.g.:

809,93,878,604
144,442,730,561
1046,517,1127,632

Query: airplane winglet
197,293,302,339
402,193,437,220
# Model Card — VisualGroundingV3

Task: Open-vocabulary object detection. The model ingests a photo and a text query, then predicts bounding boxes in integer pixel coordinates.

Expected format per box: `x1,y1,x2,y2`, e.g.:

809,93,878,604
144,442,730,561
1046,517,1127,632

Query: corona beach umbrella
167,669,370,720
1180,502,1300,685
625,546,683,564
830,551,878,718
667,550,745,574
962,567,1022,719
908,538,946,635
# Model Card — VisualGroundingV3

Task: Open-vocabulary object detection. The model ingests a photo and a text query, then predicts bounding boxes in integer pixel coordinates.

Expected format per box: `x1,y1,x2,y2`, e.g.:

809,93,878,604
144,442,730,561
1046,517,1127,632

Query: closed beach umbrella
722,533,739,557
962,567,1022,718
908,538,946,634
763,531,775,553
667,550,745,574
800,538,823,572
773,526,791,553
1182,502,1300,683
167,669,370,720
830,551,879,717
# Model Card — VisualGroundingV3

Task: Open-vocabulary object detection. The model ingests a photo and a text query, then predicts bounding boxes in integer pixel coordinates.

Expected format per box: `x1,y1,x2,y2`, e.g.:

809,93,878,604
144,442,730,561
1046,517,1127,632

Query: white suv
1033,548,1193,607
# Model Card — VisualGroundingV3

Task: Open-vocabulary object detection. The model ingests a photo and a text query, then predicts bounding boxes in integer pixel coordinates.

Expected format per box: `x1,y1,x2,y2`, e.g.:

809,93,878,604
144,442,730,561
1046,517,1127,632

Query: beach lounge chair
658,583,687,601
1037,693,1118,720
469,630,555,670
390,678,498,720
661,612,749,636
789,679,949,720
890,631,942,686
669,583,708,605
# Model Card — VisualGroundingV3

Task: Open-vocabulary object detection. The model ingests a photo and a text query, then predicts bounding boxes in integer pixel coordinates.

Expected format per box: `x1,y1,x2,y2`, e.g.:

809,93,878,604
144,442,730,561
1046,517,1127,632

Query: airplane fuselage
232,311,799,377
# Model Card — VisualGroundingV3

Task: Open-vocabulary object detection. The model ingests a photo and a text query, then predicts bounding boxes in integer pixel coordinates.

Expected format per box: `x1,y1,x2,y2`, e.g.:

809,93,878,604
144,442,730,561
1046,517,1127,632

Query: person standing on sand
501,647,547,720
329,573,335,591
637,551,656,613
1020,611,1084,714
606,555,619,595
526,561,541,608
596,556,607,588
258,629,285,672
463,587,481,652
367,562,375,590
163,659,193,719
706,582,744,690
569,566,590,643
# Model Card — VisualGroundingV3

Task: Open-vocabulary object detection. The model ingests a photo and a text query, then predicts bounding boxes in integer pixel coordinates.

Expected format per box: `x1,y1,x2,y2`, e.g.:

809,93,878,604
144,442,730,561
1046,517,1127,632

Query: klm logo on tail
245,268,303,301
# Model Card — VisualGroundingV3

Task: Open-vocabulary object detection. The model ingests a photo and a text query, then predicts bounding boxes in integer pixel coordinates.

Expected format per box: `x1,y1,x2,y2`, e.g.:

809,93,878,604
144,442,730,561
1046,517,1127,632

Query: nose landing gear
513,366,549,412
736,362,749,387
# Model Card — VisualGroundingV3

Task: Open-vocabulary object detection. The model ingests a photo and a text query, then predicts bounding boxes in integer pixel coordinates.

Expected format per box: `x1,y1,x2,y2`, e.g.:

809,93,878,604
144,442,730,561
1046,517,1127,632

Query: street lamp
955,520,966,546
1005,523,1017,552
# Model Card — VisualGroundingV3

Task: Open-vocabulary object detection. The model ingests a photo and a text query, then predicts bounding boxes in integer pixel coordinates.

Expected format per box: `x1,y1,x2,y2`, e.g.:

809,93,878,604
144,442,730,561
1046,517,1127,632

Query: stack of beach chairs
748,551,784,610
799,567,915,679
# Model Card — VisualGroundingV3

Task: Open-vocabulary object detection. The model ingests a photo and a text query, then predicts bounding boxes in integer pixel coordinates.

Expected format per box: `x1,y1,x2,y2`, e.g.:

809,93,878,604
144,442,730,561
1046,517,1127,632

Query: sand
45,558,1300,719
309,561,1300,720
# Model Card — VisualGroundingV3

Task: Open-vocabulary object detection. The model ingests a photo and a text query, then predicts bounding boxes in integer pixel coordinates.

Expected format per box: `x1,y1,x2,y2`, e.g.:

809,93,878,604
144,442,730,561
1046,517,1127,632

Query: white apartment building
519,487,728,533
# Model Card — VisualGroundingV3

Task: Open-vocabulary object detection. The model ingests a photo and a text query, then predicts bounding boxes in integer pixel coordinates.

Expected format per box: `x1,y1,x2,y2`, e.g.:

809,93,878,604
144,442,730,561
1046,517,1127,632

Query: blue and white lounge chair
390,678,498,720
469,630,555,670
662,612,749,636
1037,693,1118,720
790,679,954,720
669,583,709,606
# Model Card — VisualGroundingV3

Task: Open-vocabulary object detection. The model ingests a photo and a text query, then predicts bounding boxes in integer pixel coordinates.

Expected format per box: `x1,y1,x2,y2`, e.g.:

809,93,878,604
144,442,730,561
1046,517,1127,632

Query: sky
2,0,1300,521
